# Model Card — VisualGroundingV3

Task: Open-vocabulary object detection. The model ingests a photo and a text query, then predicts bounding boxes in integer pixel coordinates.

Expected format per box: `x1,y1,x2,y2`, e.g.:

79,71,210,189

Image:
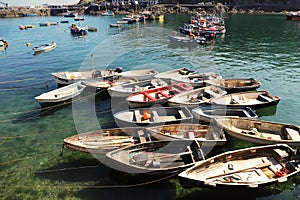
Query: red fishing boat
126,82,193,108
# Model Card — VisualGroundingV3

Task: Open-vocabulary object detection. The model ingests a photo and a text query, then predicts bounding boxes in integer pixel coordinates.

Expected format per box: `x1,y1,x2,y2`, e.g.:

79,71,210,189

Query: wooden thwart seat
135,110,142,123
243,110,252,118
203,89,215,97
151,111,159,122
285,128,300,141
258,94,273,102
178,110,186,119
231,96,242,104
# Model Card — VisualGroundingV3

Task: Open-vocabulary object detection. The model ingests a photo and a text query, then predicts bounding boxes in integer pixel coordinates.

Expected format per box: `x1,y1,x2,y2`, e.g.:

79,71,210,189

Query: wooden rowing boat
63,127,148,154
168,34,207,45
35,81,87,107
168,86,227,109
119,69,158,81
192,105,258,123
209,90,280,109
154,68,198,83
204,78,261,93
145,123,226,146
214,117,300,147
103,140,206,175
171,72,222,88
107,78,168,98
113,106,193,127
178,144,300,188
51,69,119,85
85,77,138,90
126,82,193,108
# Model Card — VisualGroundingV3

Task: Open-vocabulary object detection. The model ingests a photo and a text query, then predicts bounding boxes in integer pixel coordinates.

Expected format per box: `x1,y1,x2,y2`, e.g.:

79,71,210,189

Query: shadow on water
11,102,71,124
13,87,114,123
76,180,176,200
176,181,298,200
36,157,110,182
36,156,177,200
35,154,300,200
39,103,72,116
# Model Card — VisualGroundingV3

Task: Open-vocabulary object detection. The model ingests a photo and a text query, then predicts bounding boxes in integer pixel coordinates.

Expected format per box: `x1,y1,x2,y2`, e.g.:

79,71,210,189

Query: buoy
143,111,151,120
26,42,30,47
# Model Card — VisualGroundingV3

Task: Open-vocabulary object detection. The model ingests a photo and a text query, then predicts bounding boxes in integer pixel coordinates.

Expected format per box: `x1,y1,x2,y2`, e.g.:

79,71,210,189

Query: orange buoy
143,111,151,120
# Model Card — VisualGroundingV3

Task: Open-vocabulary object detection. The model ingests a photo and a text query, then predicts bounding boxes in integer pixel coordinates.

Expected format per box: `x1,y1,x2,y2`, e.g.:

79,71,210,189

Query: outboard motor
115,67,123,73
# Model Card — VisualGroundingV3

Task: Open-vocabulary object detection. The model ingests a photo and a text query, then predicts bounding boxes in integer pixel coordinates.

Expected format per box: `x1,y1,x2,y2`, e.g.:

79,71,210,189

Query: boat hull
63,127,143,154
103,140,203,175
178,144,300,189
145,123,226,146
168,35,207,45
32,41,56,55
35,81,86,106
168,86,227,109
51,70,119,85
215,117,300,147
127,82,193,108
119,69,158,81
210,90,280,109
204,78,261,93
108,79,167,98
191,105,258,123
114,106,193,128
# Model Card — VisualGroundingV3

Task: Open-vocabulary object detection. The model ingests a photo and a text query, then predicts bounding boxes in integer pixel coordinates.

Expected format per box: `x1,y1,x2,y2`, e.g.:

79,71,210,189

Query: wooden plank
231,96,242,104
243,110,252,118
178,110,186,119
130,151,192,164
206,161,272,179
158,91,169,98
258,94,273,102
159,116,176,121
151,110,159,122
285,128,300,141
143,92,156,101
135,110,142,123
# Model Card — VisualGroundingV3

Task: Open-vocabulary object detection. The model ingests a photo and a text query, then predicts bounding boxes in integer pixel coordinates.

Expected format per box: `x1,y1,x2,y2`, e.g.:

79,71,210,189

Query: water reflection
255,105,278,117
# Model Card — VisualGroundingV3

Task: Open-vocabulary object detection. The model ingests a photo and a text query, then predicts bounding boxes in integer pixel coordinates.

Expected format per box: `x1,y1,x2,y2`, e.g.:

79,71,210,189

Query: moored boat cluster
169,11,226,45
34,62,300,189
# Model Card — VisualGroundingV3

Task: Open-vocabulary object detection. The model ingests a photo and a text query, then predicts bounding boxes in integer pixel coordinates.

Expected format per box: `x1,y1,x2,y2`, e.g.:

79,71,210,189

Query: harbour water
1,13,300,199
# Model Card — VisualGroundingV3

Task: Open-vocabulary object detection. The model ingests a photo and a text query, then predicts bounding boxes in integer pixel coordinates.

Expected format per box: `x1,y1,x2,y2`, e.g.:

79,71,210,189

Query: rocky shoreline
0,3,293,18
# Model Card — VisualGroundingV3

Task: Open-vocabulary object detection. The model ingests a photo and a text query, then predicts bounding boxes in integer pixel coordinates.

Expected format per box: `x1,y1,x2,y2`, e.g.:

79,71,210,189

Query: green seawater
0,13,300,199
